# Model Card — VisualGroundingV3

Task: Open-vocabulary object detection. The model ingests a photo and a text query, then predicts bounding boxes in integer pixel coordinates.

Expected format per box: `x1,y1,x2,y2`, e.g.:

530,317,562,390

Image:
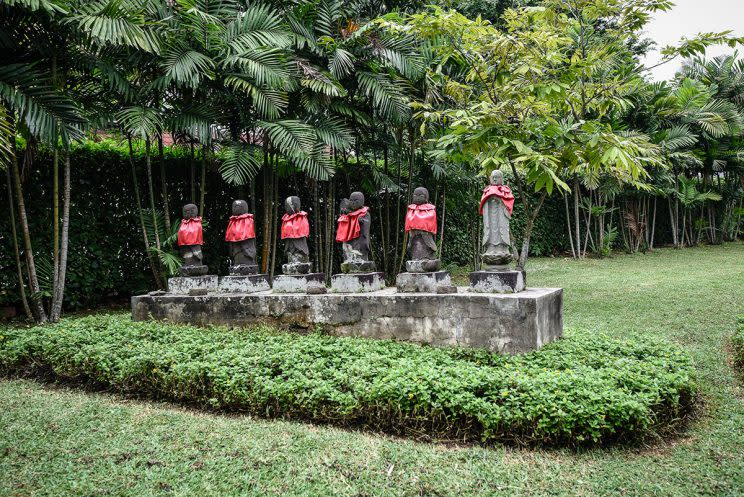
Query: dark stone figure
404,187,440,272
177,203,208,276
280,196,312,274
225,199,258,275
336,191,375,273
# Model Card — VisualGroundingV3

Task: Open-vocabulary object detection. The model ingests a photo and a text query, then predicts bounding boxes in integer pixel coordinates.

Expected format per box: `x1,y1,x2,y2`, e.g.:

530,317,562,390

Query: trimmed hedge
0,314,696,445
734,316,744,375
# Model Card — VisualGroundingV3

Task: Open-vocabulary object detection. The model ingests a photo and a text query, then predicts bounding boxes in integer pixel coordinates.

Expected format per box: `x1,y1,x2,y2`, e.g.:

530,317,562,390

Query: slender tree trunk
199,144,207,217
563,191,576,258
269,158,279,280
260,148,271,273
52,146,59,301
10,138,47,322
517,192,547,269
437,184,446,258
190,142,196,204
50,152,70,321
582,190,593,258
158,135,171,233
128,136,163,289
573,178,581,259
6,165,32,319
650,197,657,249
144,138,161,250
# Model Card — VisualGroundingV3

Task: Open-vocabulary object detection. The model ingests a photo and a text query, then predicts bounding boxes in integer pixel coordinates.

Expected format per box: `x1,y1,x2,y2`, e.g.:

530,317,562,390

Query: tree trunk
6,165,32,319
563,191,576,258
158,135,171,233
52,146,59,300
573,177,581,259
199,144,207,217
10,138,47,322
269,157,279,281
50,152,70,321
517,192,547,269
650,196,657,249
128,136,163,289
144,138,161,250
190,142,196,203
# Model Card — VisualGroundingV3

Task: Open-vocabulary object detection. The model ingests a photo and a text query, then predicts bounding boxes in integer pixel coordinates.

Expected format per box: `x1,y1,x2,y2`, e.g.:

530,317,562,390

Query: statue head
349,191,365,210
339,198,350,215
232,199,248,216
182,203,198,219
284,196,301,214
412,187,429,205
490,169,504,186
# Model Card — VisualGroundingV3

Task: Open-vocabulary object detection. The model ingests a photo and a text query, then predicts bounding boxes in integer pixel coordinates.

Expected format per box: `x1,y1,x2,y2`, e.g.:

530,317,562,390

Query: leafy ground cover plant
0,314,696,446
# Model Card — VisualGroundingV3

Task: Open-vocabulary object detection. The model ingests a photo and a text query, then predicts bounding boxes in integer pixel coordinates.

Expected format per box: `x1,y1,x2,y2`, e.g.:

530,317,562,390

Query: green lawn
2,243,743,496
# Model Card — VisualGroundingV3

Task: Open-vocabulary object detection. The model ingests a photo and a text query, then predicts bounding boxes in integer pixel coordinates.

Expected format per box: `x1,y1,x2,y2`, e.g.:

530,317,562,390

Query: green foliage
0,314,697,445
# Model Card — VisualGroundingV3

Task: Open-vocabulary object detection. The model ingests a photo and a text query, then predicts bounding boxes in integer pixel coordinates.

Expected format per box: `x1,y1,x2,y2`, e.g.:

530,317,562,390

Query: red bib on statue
336,206,369,243
281,211,310,239
479,185,514,215
178,217,203,246
405,203,437,234
225,213,256,242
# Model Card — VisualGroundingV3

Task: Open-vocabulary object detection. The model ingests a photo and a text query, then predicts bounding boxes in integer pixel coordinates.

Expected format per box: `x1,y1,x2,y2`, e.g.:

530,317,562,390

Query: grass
1,243,743,496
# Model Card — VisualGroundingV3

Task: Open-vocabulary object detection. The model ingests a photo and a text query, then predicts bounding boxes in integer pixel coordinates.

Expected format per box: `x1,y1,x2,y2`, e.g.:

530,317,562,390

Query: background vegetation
2,0,743,323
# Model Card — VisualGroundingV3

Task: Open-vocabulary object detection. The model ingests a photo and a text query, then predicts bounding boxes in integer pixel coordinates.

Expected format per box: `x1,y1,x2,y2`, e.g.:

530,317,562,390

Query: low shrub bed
0,314,696,445
733,316,744,374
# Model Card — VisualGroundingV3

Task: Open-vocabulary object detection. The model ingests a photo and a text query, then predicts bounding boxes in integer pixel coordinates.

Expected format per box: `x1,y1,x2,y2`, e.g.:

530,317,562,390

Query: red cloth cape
405,203,437,234
178,217,203,246
336,206,369,243
479,185,514,215
281,211,310,239
225,213,256,242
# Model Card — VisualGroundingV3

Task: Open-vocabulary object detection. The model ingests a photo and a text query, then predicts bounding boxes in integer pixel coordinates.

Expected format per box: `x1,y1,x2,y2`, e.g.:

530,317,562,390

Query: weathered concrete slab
272,273,325,293
331,272,385,293
168,275,218,295
131,287,563,354
469,270,525,293
217,274,270,293
396,271,452,293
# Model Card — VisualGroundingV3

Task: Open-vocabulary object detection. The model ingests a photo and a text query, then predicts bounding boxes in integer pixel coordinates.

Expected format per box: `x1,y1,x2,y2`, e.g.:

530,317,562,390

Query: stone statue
177,203,207,276
479,169,515,269
336,191,375,273
225,199,257,275
404,187,440,272
280,196,311,274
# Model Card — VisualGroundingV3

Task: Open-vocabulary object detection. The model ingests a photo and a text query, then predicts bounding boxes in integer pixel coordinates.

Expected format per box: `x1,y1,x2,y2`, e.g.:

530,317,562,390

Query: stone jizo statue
479,170,515,270
280,196,311,274
225,199,257,275
404,187,440,272
177,203,207,276
336,191,375,273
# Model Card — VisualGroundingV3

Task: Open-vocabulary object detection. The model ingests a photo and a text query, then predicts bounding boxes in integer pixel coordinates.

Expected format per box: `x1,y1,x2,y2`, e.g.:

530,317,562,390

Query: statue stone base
331,272,385,293
469,270,525,294
217,274,270,293
405,259,441,273
282,262,313,275
396,270,452,293
229,264,259,276
168,275,218,295
273,273,326,293
180,265,209,277
341,260,377,273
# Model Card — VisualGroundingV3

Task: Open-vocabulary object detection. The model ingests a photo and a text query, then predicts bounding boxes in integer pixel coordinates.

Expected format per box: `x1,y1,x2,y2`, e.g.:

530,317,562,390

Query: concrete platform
131,287,563,354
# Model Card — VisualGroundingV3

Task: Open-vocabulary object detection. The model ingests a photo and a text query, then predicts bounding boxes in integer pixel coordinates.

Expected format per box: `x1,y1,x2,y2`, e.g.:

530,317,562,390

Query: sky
641,0,744,81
